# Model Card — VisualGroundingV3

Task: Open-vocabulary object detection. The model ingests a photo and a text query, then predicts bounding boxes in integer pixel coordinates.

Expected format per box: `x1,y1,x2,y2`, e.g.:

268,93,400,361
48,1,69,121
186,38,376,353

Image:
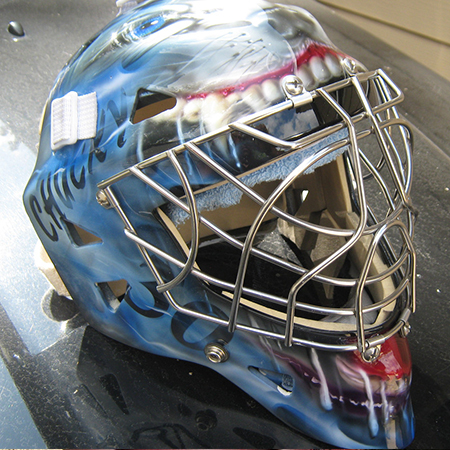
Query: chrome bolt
96,190,112,209
400,322,412,338
195,410,217,431
204,342,229,363
362,345,381,363
342,57,357,75
282,75,304,97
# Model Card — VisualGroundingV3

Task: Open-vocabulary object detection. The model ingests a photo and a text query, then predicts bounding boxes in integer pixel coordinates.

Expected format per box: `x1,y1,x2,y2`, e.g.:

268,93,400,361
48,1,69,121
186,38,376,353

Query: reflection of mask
24,1,417,448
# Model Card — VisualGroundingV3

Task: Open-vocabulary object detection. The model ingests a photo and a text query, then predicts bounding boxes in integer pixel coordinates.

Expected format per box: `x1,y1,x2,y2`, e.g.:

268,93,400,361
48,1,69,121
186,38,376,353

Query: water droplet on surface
7,21,25,37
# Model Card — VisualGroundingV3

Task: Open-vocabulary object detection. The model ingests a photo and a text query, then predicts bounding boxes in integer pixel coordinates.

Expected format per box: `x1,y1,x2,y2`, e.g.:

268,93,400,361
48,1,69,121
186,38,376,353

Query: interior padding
159,155,397,330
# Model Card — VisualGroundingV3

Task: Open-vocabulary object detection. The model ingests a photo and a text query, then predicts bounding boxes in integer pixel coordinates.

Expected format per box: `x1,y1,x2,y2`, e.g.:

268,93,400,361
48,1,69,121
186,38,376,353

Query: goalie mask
24,0,417,448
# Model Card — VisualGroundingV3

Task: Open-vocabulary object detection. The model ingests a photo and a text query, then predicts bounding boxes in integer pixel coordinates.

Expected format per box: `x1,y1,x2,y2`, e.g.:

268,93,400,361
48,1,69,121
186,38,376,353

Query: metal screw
96,190,112,209
282,75,304,97
400,322,412,338
195,410,217,431
204,342,229,363
362,345,381,363
342,57,357,75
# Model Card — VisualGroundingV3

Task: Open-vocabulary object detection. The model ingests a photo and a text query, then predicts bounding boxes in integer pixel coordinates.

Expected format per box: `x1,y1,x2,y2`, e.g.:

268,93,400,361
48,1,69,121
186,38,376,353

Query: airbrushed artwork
23,0,417,448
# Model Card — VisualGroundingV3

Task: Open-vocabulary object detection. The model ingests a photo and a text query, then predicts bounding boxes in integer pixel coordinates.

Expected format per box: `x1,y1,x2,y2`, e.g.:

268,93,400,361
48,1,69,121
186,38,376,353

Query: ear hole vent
96,279,129,312
63,219,102,247
131,89,177,124
248,366,294,396
99,373,129,415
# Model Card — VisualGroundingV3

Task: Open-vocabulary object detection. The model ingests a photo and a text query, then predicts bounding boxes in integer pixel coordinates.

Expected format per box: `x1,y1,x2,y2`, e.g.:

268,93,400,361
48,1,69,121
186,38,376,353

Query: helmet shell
24,1,415,448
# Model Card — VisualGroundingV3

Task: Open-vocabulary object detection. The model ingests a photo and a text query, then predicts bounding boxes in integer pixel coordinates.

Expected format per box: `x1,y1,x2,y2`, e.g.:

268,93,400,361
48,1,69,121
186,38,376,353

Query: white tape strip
51,91,97,151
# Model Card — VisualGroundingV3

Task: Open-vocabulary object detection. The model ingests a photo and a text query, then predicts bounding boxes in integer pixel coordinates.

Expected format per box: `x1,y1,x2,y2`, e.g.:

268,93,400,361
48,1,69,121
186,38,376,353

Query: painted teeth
183,97,202,123
295,52,344,90
159,53,344,129
324,53,343,78
183,79,284,129
201,92,229,156
309,56,331,83
295,65,315,91
243,84,270,113
261,79,283,103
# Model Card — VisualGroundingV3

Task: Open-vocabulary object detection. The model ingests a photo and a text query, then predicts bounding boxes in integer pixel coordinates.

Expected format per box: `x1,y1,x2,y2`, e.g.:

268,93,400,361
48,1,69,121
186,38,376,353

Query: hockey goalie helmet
25,0,416,448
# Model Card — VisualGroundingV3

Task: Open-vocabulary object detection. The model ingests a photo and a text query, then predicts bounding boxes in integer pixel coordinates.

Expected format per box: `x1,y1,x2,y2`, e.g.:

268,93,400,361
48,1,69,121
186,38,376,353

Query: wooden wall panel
317,0,450,44
317,1,450,82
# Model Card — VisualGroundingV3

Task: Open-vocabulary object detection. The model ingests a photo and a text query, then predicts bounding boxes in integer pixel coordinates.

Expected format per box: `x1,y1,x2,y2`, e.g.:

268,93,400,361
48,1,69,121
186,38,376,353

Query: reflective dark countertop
1,0,449,448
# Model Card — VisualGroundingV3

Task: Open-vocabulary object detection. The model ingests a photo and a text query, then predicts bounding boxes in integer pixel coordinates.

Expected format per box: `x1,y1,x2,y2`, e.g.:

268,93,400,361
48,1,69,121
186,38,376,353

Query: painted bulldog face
25,1,416,448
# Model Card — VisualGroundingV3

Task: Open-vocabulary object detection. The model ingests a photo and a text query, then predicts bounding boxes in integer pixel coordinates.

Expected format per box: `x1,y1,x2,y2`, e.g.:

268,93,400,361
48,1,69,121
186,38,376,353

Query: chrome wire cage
97,69,416,355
